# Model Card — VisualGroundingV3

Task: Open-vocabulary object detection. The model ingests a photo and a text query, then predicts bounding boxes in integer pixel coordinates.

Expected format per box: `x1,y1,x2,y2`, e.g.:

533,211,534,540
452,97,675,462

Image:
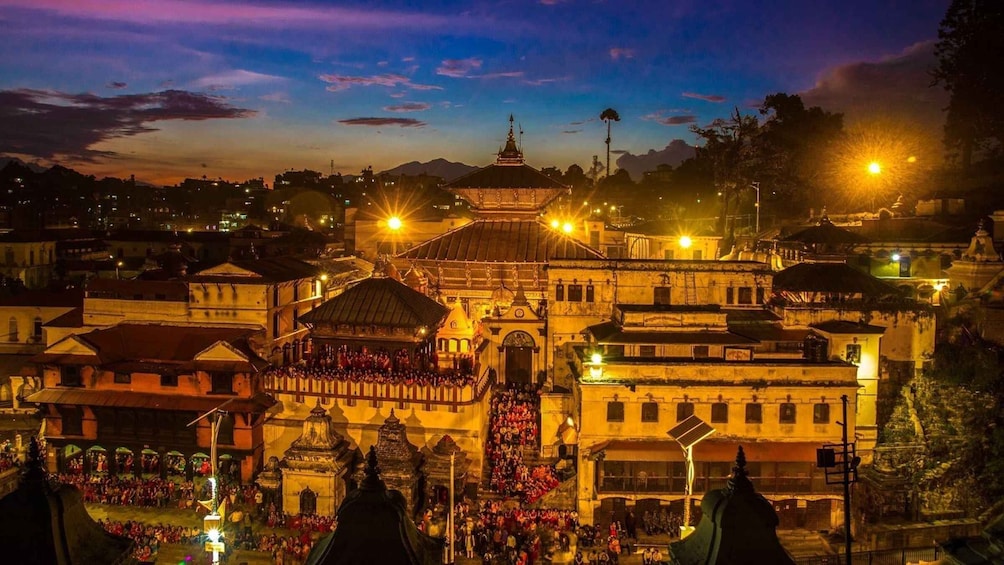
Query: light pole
448,451,456,565
188,397,236,565
751,181,761,234
817,395,861,565
668,414,715,538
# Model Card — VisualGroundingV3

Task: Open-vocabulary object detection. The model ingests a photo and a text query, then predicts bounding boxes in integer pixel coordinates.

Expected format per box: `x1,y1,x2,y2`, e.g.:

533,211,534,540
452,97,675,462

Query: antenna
519,123,524,152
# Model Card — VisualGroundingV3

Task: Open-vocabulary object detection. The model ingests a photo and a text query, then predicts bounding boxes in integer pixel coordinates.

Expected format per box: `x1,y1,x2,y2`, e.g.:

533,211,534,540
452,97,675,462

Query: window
60,366,82,387
692,249,703,260
161,374,178,387
61,406,83,436
726,287,735,304
293,308,299,331
211,373,234,394
293,283,299,301
639,345,656,357
567,284,583,302
654,286,671,305
711,402,729,423
607,401,625,422
272,286,279,306
676,402,694,421
779,403,797,424
693,345,709,358
216,414,235,445
272,312,280,339
641,402,659,423
745,403,762,423
586,284,595,303
738,287,753,304
33,317,42,338
756,287,766,304
555,284,565,301
845,344,862,364
114,372,131,384
813,403,830,424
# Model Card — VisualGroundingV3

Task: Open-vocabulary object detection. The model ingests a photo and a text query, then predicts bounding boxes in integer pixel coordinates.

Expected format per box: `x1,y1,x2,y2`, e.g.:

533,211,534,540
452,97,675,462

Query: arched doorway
300,487,317,515
502,331,536,385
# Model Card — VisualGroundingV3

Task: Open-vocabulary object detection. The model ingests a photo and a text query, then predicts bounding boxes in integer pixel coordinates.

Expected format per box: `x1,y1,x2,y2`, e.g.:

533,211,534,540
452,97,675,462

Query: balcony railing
264,367,494,406
598,475,838,495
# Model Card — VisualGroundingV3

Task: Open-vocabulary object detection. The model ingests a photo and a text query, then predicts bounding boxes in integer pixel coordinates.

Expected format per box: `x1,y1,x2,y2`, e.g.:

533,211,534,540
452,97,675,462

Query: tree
933,0,1004,170
690,108,761,236
600,108,621,178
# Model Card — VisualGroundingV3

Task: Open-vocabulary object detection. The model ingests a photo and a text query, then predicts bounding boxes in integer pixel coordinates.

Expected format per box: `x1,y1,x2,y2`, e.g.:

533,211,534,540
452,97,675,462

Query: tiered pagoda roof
397,219,603,263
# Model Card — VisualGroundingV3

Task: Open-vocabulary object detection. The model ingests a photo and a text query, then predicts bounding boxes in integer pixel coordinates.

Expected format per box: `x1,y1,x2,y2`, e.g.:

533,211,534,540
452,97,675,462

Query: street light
387,216,403,231
188,398,236,565
678,236,693,249
867,161,881,175
562,222,574,234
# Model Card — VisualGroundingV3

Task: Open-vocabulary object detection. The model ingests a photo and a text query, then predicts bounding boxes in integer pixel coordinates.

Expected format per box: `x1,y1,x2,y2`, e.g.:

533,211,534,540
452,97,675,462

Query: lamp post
448,451,456,565
817,395,861,565
751,181,761,234
386,216,403,256
668,414,715,538
188,397,235,565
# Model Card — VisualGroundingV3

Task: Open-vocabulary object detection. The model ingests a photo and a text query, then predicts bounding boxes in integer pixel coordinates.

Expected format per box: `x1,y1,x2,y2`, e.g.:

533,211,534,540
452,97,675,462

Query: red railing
264,367,494,406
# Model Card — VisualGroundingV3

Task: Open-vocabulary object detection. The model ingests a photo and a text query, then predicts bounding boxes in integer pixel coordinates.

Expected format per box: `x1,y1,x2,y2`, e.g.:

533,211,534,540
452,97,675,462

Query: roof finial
728,445,754,492
23,436,47,484
361,446,385,490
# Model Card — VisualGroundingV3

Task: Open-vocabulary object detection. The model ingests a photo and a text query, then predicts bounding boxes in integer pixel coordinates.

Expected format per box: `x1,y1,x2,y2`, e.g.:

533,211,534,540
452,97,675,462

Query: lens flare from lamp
679,236,693,249
550,219,560,229
867,162,881,175
891,253,900,262
207,528,221,543
590,352,602,365
387,216,403,231
562,222,574,234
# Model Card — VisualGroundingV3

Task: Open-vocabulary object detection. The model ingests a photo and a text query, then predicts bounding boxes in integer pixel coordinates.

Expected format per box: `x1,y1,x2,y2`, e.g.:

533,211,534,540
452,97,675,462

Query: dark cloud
800,40,946,134
615,139,696,179
561,129,580,134
643,112,697,126
107,81,127,89
383,102,431,112
0,88,254,162
611,149,627,154
338,117,425,127
682,92,726,103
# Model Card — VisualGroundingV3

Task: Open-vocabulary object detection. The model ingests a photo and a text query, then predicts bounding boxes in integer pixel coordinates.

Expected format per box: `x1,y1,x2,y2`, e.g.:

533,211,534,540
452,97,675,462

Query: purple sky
0,0,950,184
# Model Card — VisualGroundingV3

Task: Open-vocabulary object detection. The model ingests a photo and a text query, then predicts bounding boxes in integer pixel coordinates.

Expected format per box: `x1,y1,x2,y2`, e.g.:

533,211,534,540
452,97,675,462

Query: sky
0,0,952,185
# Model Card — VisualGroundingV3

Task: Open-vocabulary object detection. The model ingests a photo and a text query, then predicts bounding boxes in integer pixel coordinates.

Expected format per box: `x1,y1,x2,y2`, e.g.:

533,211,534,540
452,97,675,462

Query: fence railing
792,546,941,565
264,367,494,407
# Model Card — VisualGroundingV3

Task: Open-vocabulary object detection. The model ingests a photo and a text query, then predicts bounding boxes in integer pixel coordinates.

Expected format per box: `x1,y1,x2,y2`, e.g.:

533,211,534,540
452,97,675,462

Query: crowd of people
266,345,477,388
0,440,18,472
264,511,336,533
99,519,201,562
55,473,268,514
484,386,559,504
642,508,685,537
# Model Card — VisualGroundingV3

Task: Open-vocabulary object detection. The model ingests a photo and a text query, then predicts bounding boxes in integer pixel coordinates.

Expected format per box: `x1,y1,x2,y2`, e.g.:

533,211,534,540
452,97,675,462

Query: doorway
505,346,533,385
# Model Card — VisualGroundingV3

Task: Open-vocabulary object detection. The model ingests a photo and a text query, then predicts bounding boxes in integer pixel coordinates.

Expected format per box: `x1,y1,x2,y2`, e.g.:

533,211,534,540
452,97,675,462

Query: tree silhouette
600,108,621,178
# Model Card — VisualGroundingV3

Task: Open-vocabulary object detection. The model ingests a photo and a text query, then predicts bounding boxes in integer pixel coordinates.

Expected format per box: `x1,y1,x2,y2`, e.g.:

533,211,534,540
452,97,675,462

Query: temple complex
281,401,355,517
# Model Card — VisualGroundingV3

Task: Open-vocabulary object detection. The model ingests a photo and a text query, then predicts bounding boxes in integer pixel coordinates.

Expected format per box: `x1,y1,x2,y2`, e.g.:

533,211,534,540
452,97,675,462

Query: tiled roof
810,320,886,334
35,324,267,370
300,277,448,329
397,220,604,262
0,289,83,308
26,388,275,412
586,321,758,345
189,257,319,283
782,220,868,244
773,262,903,297
446,164,566,190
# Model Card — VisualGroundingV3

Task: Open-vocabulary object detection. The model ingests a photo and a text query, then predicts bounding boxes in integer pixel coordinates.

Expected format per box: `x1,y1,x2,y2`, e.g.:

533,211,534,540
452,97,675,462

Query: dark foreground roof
773,262,902,297
781,218,868,245
306,447,442,565
0,440,135,565
397,219,604,262
301,277,448,329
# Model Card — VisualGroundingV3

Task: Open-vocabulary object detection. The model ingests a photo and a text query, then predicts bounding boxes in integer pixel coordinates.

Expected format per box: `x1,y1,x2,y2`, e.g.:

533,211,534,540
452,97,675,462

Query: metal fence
792,546,941,565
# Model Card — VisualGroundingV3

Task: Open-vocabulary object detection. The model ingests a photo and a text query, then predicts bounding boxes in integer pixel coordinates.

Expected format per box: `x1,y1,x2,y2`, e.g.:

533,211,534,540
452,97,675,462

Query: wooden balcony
264,367,494,406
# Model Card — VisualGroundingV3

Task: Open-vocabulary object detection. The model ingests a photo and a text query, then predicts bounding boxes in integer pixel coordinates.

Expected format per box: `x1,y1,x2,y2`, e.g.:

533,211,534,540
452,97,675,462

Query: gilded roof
397,219,604,263
445,163,566,190
300,277,448,329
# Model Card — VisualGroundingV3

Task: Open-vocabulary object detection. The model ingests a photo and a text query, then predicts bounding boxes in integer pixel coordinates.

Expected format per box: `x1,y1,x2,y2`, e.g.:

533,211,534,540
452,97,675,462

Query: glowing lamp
207,528,221,543
387,216,403,231
550,219,560,229
566,416,575,427
867,162,881,175
590,352,603,365
679,236,693,249
907,156,917,163
891,253,901,262
320,274,328,282
562,222,574,234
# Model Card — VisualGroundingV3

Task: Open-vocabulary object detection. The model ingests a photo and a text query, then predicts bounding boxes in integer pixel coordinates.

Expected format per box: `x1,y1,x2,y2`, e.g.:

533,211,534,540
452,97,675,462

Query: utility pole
817,395,861,565
751,181,761,234
449,451,456,565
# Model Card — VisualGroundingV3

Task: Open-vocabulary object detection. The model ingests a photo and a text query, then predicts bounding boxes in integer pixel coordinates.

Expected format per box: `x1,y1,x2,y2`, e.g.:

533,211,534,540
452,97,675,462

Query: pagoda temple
281,401,356,517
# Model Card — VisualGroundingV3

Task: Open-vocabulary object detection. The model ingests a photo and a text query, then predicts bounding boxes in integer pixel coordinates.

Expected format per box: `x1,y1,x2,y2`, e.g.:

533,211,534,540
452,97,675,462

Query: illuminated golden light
550,219,560,229
566,416,575,427
679,235,693,249
907,155,917,163
320,274,328,282
590,352,603,365
186,227,194,233
562,222,574,234
867,161,882,175
387,216,402,231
